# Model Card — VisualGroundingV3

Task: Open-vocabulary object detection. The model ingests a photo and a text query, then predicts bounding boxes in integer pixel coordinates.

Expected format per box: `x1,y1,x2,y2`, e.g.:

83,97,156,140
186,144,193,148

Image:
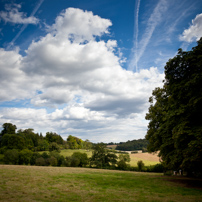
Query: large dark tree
145,38,202,176
1,123,17,136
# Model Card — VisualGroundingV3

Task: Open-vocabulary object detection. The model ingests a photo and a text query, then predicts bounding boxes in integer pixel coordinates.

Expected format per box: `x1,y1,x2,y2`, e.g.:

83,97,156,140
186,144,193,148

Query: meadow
59,149,160,167
0,165,202,202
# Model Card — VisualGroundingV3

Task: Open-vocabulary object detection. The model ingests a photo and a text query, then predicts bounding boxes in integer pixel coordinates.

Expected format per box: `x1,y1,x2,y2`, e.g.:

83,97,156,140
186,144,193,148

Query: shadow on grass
161,176,202,191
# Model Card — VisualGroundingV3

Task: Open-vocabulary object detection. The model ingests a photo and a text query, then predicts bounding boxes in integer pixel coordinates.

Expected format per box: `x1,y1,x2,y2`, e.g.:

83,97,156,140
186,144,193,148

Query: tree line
0,123,163,172
0,123,131,170
115,139,148,152
0,123,92,152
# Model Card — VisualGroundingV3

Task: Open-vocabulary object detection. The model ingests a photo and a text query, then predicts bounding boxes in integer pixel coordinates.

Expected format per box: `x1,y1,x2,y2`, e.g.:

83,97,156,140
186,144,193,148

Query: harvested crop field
130,152,160,166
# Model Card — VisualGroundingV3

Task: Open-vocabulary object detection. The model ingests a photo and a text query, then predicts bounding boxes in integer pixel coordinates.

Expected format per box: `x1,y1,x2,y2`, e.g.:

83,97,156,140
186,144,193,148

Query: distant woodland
0,123,162,171
115,139,148,151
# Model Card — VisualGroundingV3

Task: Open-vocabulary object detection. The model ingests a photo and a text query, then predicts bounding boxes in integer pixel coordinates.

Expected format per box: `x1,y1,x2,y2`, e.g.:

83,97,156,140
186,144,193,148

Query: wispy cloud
129,0,168,71
6,0,44,49
135,0,141,72
0,3,39,24
128,0,141,72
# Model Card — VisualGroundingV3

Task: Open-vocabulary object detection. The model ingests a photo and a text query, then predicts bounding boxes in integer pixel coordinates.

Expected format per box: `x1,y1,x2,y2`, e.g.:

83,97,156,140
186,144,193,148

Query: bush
49,151,65,166
70,157,80,167
19,149,33,165
137,160,145,171
71,152,89,167
117,160,128,170
49,142,60,152
30,152,40,165
4,149,19,165
35,157,46,166
142,147,148,153
48,156,58,166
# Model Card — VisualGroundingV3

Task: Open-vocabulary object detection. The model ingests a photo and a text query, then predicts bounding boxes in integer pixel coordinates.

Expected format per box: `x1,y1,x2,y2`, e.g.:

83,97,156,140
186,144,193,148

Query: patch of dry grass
129,152,160,166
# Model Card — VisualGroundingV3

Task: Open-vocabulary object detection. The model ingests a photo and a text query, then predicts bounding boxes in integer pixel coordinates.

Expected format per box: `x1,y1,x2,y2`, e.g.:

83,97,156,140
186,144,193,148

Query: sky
0,0,202,143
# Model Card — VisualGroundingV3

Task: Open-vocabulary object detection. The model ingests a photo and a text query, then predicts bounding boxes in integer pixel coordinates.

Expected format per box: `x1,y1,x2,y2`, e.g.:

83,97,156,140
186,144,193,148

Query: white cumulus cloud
180,13,202,42
0,8,164,142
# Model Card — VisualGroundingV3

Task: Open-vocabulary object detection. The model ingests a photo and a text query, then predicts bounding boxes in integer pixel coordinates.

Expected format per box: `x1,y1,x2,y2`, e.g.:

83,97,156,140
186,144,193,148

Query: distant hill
115,139,148,151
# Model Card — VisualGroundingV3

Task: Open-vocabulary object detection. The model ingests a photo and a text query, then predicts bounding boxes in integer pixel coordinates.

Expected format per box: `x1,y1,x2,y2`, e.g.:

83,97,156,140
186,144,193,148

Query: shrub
71,152,89,167
49,142,60,152
19,149,33,165
35,157,46,166
4,149,19,165
30,152,40,165
48,156,58,166
117,160,128,170
137,160,145,171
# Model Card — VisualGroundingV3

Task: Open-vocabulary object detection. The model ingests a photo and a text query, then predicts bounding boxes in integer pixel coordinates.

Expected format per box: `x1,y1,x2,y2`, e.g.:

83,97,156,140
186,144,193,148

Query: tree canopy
145,38,202,176
116,139,148,151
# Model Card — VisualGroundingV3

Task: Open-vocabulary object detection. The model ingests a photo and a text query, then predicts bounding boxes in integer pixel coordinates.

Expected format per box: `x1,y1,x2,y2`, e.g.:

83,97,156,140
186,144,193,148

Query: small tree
90,143,118,168
117,153,130,170
137,160,145,171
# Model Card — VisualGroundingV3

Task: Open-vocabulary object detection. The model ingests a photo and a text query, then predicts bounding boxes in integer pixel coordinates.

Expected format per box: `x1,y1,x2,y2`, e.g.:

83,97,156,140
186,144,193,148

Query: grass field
0,165,202,202
129,152,160,166
60,149,93,158
59,149,160,166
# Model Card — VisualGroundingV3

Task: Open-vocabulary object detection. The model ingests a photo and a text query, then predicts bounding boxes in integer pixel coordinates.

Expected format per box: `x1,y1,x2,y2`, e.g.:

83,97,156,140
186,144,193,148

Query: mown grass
0,165,202,202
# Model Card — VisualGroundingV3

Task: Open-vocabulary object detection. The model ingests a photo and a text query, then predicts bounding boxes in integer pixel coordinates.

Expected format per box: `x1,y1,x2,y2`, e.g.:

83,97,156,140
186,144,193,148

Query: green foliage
50,151,65,166
19,149,33,165
49,142,60,152
145,163,164,173
35,157,46,166
30,152,41,165
145,38,202,176
117,154,130,170
48,156,58,166
1,123,17,136
71,152,89,167
66,135,92,149
37,139,49,151
90,143,118,168
137,160,145,171
1,134,26,150
46,132,63,144
3,149,19,165
116,139,148,151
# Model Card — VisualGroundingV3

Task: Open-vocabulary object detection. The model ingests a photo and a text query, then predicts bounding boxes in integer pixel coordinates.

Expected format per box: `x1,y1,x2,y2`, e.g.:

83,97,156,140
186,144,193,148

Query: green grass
60,149,93,158
0,165,202,202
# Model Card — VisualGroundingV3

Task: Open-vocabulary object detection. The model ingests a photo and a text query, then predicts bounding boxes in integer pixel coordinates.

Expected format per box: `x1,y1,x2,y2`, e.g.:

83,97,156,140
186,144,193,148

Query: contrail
128,0,140,72
136,0,167,65
7,0,44,49
135,0,141,72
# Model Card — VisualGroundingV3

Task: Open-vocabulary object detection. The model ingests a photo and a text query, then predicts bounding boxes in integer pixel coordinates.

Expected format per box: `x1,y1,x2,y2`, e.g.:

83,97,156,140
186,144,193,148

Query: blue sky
0,0,202,142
